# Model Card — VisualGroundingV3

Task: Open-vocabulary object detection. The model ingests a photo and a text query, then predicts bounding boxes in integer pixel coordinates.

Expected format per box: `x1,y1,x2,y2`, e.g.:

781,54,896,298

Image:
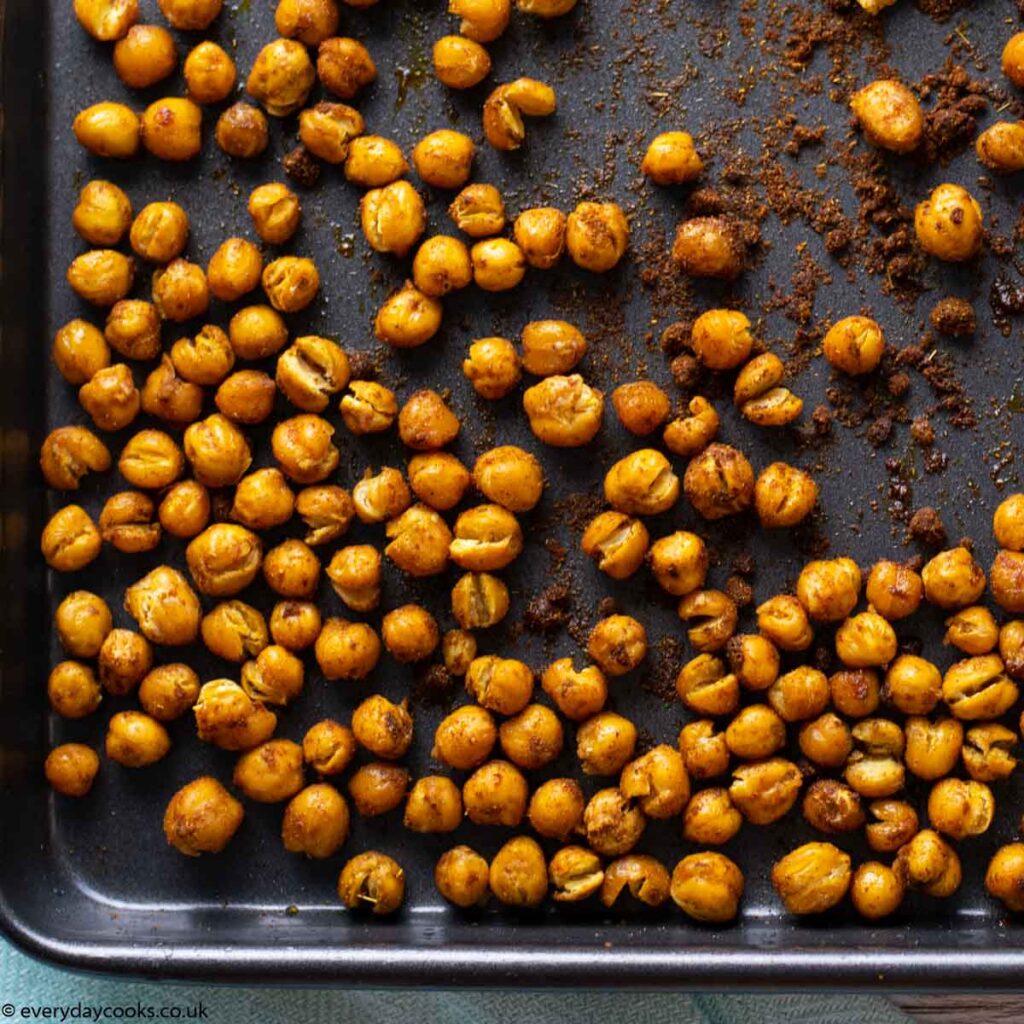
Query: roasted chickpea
272,415,340,484
583,788,646,857
519,321,584,378
845,718,905,798
201,600,268,663
374,282,443,349
44,744,100,798
270,600,322,651
186,523,262,597
862,561,922,622
895,828,962,898
158,0,221,28
241,645,305,706
138,354,199,422
97,628,152,696
581,511,649,580
39,426,110,493
105,710,171,768
386,504,453,576
361,180,426,258
282,783,349,859
548,846,604,903
441,630,476,677
729,758,802,825
465,655,533,715
435,846,490,907
303,719,356,776
882,655,940,715
337,381,395,437
1003,621,1024,680
794,557,859,623
604,448,679,516
350,467,410,526
53,319,110,385
451,572,510,630
164,776,243,856
866,799,918,854
290,485,351,546
41,504,102,572
678,719,729,780
725,704,786,761
850,79,923,153
169,324,232,386
449,182,505,236
772,842,851,915
926,775,994,842
182,414,251,488
247,38,315,117
338,852,405,915
152,259,209,321
683,443,753,520
619,745,690,819
609,381,669,436
206,237,262,302
229,307,288,365
276,0,339,44
414,236,473,298
404,776,463,833
450,504,523,571
798,712,853,769
943,654,1019,720
317,36,376,98
527,778,584,840
463,760,528,826
801,779,864,835
721,636,777,695
540,659,607,722
489,837,547,908
216,102,270,158
975,120,1024,174
67,249,134,307
690,309,752,371
576,712,637,775
344,135,408,187
159,480,210,539
1004,32,1024,87
451,0,510,42
915,183,984,262
641,131,703,184
73,180,132,247
733,353,803,427
821,315,884,376
54,592,111,662
754,463,817,528
995,494,1024,551
432,35,491,89
473,445,543,511
470,238,526,292
98,491,159,558
921,546,986,609
113,24,176,88
412,129,475,190
672,216,743,279
73,102,141,159
381,604,439,664
397,389,460,452
671,852,744,923
139,663,200,721
587,615,646,677
678,590,739,655
523,374,603,447
850,862,904,921
991,550,1024,613
565,201,628,272
248,182,301,245
140,97,202,161
74,0,138,39
986,843,1024,911
236,738,305,803
826,671,878,721
182,40,236,104
102,301,160,364
641,532,705,599
261,259,320,316
676,655,739,717
754,594,811,652
228,469,294,532
194,678,276,751
963,723,1017,782
432,705,496,770
836,611,897,668
220,367,280,420
766,665,828,723
462,336,520,398
314,618,381,680
682,787,742,845
124,564,201,646
663,396,720,457
47,661,102,720
513,207,567,269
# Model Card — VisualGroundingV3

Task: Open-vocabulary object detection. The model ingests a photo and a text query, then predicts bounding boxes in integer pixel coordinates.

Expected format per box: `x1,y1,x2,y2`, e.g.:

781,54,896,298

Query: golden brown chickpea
641,131,703,185
201,600,268,663
927,777,994,841
432,705,496,770
282,783,349,859
339,380,398,436
724,634,779,693
469,238,526,292
801,779,865,835
48,661,102,720
670,852,743,923
461,337,519,400
381,604,439,664
683,442,754,520
170,325,232,386
844,718,905,798
98,491,159,553
678,590,739,655
216,102,270,158
754,594,811,652
850,79,923,154
317,36,376,99
263,256,322,318
489,836,547,908
361,181,426,258
1002,622,1024,680
118,429,182,490
689,309,752,370
55,591,112,660
142,357,203,428
449,502,521,570
314,618,381,680
39,426,111,493
795,556,860,623
164,777,244,856
435,846,490,907
921,546,986,610
125,564,201,646
862,563,922,623
682,787,742,845
995,494,1024,551
53,319,110,385
1004,32,1024,87
73,102,141,159
441,630,476,677
140,97,202,161
412,130,475,190
581,511,649,580
338,852,405,915
463,760,528,826
270,600,322,652
41,504,102,572
412,236,473,300
158,480,209,540
97,628,152,696
609,381,669,436
522,374,603,447
548,845,604,903
465,655,533,715
183,40,236,103
587,615,647,677
351,466,410,525
895,828,962,898
519,321,584,378
194,679,276,751
676,655,739,718
344,135,408,187
276,0,339,44
733,353,803,427
772,842,851,915
908,718,964,785
472,445,543,511
230,469,295,532
523,778,582,841
851,862,904,921
73,180,132,247
157,0,221,27
397,389,460,452
915,183,984,262
103,300,159,362
152,259,209,322
724,704,786,761
583,788,646,857
451,572,509,630
825,671,877,721
45,744,100,798
619,745,690,819
944,654,1020,720
228,311,287,367
105,710,171,768
206,238,262,302
564,201,628,272
232,738,305,804
451,0,510,41
248,183,301,246
449,182,505,237
963,723,1017,782
247,38,315,117
975,121,1024,174
986,844,1024,912
292,485,352,546
540,659,606,722
729,758,802,825
113,24,176,88
604,449,679,516
754,462,817,528
186,523,262,597
183,414,251,488
822,315,884,376
74,0,138,39
678,720,730,780
767,665,829,723
663,396,720,458
798,712,853,769
432,35,491,89
404,776,463,833
835,610,897,668
991,549,1024,614
576,712,637,776
374,282,443,349
404,455,468,515
866,799,918,854
241,644,305,705
272,415,340,484
303,719,356,776
67,250,135,307
882,655,939,716
262,538,320,599
642,532,705,599
139,663,200,721
513,207,567,270
672,216,743,279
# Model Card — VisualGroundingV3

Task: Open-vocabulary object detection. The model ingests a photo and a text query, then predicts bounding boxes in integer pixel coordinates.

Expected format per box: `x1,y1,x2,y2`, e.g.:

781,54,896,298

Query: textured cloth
0,937,910,1024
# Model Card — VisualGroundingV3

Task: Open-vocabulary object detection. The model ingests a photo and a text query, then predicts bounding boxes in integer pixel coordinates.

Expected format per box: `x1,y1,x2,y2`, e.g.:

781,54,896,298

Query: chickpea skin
565,201,629,272
282,784,349,860
823,316,885,376
641,131,703,184
850,79,924,153
73,180,132,246
45,744,100,798
915,183,984,262
432,35,492,89
113,25,177,89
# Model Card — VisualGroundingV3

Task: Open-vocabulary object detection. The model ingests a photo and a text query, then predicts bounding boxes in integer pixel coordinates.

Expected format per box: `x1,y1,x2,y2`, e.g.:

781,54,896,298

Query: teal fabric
0,937,909,1023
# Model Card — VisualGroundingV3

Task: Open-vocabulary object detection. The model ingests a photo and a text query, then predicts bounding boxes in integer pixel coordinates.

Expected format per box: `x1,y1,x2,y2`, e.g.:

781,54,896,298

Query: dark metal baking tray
4,0,1024,988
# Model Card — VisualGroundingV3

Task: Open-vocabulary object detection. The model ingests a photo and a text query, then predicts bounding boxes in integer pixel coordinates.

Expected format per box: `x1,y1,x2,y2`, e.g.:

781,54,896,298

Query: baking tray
4,0,1024,989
